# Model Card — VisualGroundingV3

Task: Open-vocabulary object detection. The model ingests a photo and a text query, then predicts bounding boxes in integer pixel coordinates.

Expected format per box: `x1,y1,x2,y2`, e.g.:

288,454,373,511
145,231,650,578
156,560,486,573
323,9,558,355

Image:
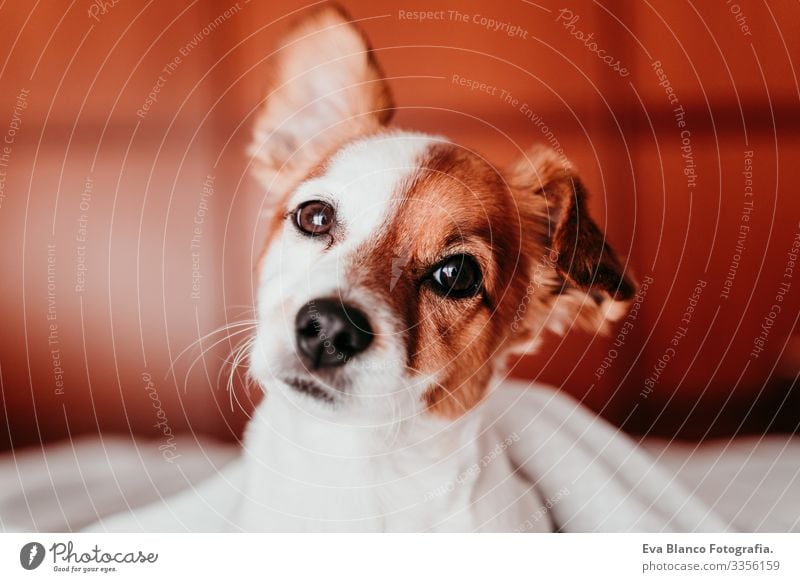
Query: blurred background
1,0,798,452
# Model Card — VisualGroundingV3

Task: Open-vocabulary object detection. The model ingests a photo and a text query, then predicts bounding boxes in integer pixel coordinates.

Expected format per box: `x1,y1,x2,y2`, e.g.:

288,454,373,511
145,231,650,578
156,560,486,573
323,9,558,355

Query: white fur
89,382,551,532
250,131,443,421
228,387,547,532
86,382,726,532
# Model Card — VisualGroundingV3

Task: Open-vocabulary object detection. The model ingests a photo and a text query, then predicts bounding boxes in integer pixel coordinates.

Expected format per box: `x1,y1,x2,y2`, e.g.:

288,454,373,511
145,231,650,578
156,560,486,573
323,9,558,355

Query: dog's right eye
294,200,334,237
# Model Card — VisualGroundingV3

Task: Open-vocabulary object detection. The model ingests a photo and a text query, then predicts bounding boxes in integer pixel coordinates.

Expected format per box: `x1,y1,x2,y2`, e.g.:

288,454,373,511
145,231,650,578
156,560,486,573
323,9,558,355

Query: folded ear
248,4,394,200
506,146,636,347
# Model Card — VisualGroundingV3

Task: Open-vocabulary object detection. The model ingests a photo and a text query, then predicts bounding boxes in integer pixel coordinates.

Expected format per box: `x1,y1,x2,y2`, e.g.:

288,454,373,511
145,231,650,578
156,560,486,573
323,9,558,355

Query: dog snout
295,299,374,369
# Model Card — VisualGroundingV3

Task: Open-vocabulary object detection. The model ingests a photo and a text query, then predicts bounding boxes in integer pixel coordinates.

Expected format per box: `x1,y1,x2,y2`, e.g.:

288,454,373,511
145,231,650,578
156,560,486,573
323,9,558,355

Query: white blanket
1,383,797,532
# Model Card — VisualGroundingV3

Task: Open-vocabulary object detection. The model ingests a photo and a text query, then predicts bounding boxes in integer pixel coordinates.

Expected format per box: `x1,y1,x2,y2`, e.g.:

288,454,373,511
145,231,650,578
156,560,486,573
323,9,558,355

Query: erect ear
248,3,394,200
506,146,636,345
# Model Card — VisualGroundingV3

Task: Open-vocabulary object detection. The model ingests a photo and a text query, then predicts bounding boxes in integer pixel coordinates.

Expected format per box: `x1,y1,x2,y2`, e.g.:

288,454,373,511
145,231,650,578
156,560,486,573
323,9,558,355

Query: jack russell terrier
92,4,725,533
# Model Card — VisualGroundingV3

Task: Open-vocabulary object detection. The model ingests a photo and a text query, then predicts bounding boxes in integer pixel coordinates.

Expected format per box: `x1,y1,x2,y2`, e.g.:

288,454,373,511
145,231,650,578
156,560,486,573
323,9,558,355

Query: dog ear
248,3,394,199
505,146,636,349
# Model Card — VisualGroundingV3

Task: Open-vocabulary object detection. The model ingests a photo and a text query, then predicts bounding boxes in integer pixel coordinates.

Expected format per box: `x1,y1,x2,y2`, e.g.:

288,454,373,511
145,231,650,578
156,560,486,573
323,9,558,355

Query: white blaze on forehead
290,131,446,249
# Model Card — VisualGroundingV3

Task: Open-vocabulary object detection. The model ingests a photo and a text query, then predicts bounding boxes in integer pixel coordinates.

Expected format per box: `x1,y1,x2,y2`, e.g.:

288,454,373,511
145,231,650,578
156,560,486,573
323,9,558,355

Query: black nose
295,299,374,369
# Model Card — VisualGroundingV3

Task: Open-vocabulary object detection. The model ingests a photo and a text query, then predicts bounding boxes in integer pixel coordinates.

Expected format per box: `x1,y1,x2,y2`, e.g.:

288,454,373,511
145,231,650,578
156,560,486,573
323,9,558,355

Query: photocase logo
19,542,46,570
390,251,412,291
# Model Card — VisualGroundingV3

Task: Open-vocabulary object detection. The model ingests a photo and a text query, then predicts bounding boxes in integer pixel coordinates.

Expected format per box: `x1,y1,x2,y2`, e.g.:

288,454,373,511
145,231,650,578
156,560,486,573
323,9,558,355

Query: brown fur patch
349,143,531,418
551,177,635,300
506,146,636,302
343,143,635,418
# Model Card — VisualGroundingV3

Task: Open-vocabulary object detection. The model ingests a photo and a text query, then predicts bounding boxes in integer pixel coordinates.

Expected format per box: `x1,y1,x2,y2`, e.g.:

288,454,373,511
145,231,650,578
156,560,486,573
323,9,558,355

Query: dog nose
295,299,374,369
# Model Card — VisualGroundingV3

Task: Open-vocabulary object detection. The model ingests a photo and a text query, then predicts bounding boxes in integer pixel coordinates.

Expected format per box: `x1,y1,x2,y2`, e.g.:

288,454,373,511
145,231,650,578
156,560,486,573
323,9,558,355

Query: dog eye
430,254,482,299
294,200,334,237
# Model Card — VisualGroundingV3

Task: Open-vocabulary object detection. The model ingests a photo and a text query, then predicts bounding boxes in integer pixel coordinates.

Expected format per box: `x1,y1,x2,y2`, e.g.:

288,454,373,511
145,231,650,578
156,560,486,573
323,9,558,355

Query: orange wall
1,1,798,450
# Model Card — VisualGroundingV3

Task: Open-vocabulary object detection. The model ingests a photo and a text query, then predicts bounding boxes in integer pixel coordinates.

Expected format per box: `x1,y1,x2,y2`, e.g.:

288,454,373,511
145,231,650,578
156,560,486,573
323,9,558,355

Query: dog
92,5,729,533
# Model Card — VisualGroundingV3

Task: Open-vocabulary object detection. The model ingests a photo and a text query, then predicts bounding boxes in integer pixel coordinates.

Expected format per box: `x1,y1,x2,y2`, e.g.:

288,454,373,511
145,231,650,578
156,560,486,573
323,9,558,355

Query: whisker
216,334,255,389
225,336,257,414
167,319,259,378
179,324,259,395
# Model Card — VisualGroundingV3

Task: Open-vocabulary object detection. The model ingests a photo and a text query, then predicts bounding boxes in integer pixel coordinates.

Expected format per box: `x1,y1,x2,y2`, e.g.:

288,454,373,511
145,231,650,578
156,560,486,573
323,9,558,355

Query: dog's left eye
429,254,483,299
294,200,334,237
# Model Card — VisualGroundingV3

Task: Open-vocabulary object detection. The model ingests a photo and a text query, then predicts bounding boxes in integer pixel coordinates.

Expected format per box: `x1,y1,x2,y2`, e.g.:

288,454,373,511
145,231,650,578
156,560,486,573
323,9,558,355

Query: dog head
247,5,635,422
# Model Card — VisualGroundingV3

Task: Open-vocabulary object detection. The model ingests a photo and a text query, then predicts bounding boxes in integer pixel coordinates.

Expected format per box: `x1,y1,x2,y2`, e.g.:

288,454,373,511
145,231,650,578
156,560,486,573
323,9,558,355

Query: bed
1,431,797,533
